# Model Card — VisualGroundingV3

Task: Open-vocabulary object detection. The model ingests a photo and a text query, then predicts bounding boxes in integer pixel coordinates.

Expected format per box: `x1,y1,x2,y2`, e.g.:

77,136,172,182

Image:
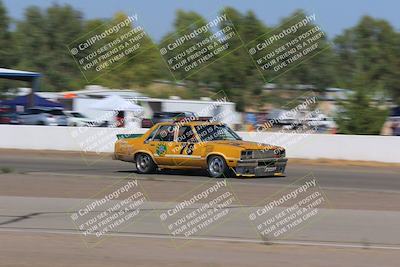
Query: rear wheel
207,155,229,178
135,153,156,174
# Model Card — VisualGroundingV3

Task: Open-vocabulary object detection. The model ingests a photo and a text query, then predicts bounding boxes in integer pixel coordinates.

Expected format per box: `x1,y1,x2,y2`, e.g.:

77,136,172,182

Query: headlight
274,148,286,158
241,150,253,159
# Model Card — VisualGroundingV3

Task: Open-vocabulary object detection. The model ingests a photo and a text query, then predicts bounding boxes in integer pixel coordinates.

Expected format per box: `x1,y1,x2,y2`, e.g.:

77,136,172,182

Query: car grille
241,150,273,159
241,149,285,159
253,150,275,159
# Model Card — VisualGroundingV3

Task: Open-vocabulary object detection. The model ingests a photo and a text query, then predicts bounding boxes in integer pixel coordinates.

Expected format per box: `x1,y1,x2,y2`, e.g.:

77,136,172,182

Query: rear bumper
234,158,288,177
113,153,134,162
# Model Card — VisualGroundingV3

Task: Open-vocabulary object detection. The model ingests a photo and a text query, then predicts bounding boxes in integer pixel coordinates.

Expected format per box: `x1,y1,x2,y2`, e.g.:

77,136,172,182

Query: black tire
135,153,156,174
207,155,229,178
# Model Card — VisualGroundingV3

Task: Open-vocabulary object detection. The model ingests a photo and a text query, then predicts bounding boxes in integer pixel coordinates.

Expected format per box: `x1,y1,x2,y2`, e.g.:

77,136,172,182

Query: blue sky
3,0,400,41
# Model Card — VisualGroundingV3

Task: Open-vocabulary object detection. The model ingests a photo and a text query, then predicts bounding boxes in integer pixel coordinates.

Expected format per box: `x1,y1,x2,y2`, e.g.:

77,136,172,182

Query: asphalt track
1,150,400,266
1,150,400,191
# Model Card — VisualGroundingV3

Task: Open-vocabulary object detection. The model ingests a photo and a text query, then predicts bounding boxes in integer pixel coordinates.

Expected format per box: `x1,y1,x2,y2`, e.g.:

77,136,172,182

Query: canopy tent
0,93,63,108
90,95,143,128
90,95,143,112
0,68,41,107
0,68,41,81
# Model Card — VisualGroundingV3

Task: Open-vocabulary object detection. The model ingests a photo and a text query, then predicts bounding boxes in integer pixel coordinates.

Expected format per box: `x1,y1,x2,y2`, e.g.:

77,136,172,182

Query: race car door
146,124,176,165
168,125,203,167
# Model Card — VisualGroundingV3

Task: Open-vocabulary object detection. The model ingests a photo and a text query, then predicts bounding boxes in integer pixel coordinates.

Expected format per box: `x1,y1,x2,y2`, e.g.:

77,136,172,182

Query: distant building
56,85,240,127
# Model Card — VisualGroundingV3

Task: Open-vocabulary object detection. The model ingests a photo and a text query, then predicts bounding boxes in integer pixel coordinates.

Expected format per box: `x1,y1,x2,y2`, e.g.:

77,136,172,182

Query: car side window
152,125,175,142
177,126,197,143
145,127,158,142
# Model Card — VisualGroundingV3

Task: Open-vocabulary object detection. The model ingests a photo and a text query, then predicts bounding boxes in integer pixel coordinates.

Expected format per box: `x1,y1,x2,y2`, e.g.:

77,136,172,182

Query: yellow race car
114,120,287,178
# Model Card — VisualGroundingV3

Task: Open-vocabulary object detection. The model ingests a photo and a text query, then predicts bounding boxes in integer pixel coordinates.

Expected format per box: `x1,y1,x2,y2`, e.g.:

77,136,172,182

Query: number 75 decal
180,143,194,155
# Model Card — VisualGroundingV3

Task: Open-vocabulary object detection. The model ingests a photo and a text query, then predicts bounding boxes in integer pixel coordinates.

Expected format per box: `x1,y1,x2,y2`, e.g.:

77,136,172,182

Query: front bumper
234,158,288,177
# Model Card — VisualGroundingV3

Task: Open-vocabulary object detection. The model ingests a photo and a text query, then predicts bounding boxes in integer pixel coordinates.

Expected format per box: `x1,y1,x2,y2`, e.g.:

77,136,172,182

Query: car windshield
195,124,241,141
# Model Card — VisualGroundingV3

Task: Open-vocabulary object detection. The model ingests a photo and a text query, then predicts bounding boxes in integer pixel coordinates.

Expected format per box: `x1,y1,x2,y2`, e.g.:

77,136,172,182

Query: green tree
334,16,399,100
209,7,269,110
336,89,388,135
0,0,14,67
386,32,400,104
14,4,84,91
93,12,164,88
273,10,336,90
159,9,214,86
0,0,18,97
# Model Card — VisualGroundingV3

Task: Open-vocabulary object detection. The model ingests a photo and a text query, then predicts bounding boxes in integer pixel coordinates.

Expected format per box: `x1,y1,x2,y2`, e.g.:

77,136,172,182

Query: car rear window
177,126,197,142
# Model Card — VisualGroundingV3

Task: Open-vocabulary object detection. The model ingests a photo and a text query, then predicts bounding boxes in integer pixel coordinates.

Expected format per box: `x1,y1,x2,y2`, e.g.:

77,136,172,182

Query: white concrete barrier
0,125,147,153
238,131,400,163
1,125,399,163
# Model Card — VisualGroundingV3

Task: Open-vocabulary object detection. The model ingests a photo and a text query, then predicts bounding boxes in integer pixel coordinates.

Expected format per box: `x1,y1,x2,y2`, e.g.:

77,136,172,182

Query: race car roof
156,120,224,127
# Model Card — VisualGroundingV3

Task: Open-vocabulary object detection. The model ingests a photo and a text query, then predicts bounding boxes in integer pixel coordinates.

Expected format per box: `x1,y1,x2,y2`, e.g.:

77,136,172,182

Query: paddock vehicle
18,107,68,126
64,111,99,127
114,121,287,177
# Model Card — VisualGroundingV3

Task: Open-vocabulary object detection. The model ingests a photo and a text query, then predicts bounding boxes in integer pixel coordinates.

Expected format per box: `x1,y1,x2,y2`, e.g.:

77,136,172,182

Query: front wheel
207,155,229,178
135,153,156,174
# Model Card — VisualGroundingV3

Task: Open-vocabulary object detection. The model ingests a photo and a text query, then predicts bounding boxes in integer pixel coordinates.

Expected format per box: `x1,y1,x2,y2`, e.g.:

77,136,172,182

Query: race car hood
209,140,283,151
